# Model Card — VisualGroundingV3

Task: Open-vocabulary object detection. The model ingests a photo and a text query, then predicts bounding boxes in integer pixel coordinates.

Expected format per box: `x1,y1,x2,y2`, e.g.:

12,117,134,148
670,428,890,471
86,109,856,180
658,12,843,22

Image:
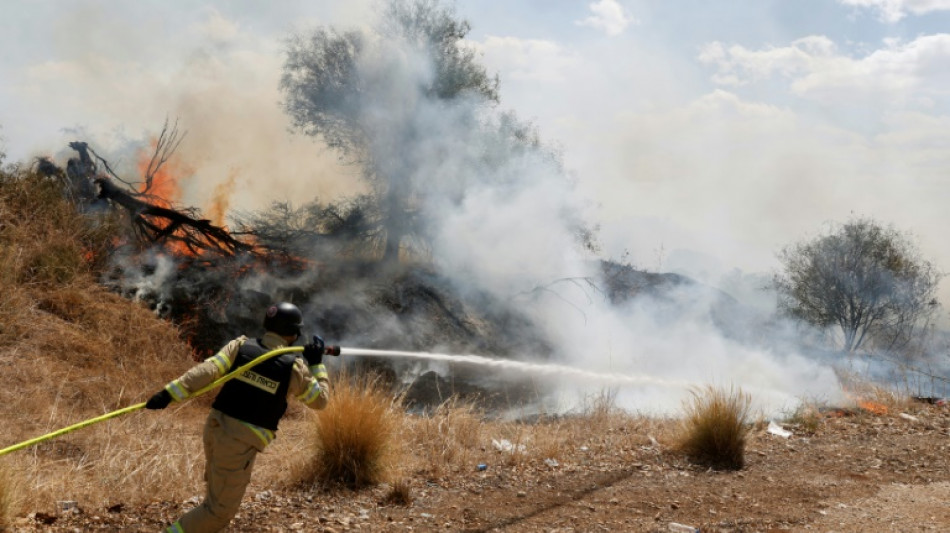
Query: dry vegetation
675,385,752,470
299,374,403,488
0,169,203,524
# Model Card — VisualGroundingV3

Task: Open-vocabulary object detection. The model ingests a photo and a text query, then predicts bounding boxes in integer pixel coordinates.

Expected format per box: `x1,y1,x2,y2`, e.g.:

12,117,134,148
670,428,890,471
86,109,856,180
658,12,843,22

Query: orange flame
206,171,237,228
858,400,888,415
135,139,201,257
136,139,190,207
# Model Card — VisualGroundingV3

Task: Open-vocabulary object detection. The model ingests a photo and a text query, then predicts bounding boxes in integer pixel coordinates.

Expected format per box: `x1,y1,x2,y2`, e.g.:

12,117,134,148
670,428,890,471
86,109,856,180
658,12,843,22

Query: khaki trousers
177,412,259,533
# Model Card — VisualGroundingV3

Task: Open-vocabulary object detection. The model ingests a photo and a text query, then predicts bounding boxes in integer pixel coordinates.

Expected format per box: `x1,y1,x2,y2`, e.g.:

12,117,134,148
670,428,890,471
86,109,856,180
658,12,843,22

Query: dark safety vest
212,339,297,431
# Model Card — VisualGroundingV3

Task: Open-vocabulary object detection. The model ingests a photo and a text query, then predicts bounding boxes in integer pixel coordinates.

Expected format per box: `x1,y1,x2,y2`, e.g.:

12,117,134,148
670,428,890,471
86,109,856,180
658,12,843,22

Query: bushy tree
774,217,941,354
280,0,499,262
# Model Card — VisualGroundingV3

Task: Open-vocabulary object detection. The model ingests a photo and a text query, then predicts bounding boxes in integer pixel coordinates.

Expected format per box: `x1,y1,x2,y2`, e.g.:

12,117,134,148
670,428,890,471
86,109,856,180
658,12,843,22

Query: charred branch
95,176,254,258
37,138,258,261
142,118,185,195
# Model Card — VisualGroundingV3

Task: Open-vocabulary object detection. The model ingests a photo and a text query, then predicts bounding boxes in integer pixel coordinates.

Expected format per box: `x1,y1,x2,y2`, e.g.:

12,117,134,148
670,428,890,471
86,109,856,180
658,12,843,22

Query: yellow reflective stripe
165,380,188,402
240,421,275,447
311,363,328,379
205,352,230,375
166,522,185,533
297,381,323,404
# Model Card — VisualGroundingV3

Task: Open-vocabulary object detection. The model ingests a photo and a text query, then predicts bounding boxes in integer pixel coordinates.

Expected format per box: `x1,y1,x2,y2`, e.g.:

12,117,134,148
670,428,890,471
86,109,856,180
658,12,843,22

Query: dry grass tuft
676,385,752,470
302,374,402,488
384,478,414,506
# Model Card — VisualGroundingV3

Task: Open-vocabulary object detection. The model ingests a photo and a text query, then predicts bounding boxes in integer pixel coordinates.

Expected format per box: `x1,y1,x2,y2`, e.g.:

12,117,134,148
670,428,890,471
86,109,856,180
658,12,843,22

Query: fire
840,382,890,416
206,171,237,228
858,400,888,415
136,139,190,207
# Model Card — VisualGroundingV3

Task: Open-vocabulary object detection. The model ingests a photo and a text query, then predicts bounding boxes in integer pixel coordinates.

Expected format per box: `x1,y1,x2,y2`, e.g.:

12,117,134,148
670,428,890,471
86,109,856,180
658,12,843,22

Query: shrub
303,374,401,488
676,385,752,470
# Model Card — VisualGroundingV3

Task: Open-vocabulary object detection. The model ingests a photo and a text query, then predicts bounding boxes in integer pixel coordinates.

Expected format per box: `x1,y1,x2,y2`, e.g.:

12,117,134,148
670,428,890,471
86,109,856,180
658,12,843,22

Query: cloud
838,0,950,22
575,0,634,36
472,36,581,82
699,34,950,108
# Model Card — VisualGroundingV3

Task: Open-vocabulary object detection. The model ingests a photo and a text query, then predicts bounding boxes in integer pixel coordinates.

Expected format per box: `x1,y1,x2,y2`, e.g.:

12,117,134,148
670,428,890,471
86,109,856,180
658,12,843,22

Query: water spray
338,347,693,389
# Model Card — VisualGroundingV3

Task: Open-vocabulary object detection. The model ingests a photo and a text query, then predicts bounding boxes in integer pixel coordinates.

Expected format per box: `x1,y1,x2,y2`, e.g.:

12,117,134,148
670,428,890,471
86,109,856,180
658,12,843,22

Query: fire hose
0,345,339,457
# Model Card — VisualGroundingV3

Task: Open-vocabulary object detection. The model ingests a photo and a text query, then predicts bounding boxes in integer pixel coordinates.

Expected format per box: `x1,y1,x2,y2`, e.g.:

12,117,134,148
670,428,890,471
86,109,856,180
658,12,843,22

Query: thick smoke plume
267,0,844,416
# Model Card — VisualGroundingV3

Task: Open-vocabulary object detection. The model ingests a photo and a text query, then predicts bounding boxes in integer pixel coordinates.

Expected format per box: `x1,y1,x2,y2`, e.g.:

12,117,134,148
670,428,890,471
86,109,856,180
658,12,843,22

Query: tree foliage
774,217,941,354
279,0,499,262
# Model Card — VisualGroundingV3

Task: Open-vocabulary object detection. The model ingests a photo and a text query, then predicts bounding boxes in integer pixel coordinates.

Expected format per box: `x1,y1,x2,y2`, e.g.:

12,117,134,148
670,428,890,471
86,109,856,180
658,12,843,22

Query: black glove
303,335,325,367
145,389,172,410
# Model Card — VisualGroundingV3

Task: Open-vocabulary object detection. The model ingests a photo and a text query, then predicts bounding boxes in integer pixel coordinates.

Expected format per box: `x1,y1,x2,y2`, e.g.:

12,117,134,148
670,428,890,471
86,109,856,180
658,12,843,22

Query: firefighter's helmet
263,302,303,337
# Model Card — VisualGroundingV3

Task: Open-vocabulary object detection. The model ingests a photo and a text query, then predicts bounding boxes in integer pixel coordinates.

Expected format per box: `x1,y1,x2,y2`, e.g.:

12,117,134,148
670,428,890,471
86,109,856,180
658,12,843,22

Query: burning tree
279,0,499,263
774,217,941,355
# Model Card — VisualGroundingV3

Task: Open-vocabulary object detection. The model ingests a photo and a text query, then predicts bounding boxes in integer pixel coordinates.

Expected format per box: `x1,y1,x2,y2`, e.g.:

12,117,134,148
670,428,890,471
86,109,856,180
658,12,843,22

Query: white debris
668,522,699,532
767,421,792,438
492,438,527,453
899,413,919,422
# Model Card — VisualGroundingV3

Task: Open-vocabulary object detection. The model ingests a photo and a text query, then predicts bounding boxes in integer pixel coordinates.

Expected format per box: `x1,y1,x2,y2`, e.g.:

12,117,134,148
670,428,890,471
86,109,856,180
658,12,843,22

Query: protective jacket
212,339,296,431
162,332,329,449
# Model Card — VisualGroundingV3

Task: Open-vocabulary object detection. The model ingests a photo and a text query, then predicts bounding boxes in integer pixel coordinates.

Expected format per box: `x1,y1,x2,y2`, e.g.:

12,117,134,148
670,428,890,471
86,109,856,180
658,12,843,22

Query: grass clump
304,374,401,488
384,478,413,506
676,385,752,470
786,401,823,435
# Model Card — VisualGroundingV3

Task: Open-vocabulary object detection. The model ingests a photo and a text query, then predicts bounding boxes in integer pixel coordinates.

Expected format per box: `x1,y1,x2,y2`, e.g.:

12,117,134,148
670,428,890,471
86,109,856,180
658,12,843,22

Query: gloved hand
303,335,326,367
145,389,172,410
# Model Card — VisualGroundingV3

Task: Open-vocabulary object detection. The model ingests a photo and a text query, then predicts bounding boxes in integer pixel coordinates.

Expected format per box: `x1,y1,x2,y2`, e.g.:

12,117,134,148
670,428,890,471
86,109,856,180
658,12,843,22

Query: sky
1,0,950,304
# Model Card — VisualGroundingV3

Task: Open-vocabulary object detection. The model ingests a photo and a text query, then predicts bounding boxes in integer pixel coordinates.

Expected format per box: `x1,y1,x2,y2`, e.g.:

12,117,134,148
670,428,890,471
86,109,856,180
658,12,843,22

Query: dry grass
384,478,414,506
406,397,486,476
0,171,119,288
10,407,208,510
0,459,22,530
396,388,664,478
300,374,402,488
0,167,216,514
675,385,752,470
784,401,824,435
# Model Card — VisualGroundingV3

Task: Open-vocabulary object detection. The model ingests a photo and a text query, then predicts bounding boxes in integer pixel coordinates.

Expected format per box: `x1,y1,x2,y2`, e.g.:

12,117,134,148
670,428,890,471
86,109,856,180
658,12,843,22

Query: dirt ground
12,400,950,533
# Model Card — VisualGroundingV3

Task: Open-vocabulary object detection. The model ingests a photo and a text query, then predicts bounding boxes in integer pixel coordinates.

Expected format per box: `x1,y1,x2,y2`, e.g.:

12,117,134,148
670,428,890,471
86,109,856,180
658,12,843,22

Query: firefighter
145,302,335,533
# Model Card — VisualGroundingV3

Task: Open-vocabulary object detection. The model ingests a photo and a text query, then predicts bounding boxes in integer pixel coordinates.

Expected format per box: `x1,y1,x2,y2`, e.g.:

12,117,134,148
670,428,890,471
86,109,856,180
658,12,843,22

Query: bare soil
12,401,950,533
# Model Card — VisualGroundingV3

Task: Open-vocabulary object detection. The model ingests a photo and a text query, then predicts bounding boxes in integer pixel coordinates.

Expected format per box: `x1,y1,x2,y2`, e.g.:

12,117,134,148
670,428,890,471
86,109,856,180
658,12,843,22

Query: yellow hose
0,346,303,457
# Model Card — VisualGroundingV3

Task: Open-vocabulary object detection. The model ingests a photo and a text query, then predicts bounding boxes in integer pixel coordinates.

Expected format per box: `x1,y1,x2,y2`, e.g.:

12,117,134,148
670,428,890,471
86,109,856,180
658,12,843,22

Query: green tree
774,217,941,354
280,0,499,263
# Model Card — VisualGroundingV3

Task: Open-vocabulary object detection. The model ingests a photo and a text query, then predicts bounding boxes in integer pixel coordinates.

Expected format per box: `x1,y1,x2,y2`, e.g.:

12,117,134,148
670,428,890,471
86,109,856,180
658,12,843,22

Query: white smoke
315,4,846,417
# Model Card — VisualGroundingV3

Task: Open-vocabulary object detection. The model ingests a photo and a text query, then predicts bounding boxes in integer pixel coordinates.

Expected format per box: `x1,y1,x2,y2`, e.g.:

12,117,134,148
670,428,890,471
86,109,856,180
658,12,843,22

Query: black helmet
263,302,303,337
